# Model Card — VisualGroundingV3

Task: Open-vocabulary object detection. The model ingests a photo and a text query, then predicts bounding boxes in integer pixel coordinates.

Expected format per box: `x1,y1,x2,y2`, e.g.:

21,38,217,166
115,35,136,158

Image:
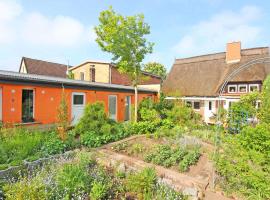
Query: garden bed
1,150,187,200
108,135,204,174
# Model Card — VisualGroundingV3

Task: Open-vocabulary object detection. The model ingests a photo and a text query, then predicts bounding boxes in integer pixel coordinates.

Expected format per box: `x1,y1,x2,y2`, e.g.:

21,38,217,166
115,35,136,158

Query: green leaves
95,6,154,85
144,144,200,172
260,75,270,123
143,62,167,80
215,124,270,199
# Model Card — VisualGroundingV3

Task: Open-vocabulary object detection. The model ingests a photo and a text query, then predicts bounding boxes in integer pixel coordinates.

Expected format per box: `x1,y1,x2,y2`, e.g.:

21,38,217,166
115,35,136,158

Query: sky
0,0,269,72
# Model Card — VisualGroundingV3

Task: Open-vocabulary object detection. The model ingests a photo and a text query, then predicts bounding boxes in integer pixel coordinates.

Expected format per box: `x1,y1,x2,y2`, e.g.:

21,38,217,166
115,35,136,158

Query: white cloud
0,0,22,43
0,0,22,21
173,5,262,57
22,13,94,47
0,0,95,46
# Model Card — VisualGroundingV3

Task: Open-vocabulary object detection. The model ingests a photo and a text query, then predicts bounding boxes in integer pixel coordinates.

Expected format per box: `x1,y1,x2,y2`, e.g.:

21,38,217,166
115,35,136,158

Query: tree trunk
134,85,138,122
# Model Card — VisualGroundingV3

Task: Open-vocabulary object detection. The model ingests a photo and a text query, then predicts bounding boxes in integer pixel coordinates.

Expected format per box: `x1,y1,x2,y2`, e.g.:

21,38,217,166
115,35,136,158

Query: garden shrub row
0,128,76,170
215,123,270,200
144,144,201,172
2,152,186,200
131,94,202,135
0,102,132,170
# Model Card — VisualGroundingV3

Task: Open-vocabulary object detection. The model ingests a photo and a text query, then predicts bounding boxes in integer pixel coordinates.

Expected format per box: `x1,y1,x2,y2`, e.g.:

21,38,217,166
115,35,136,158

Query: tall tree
143,62,167,80
95,7,154,122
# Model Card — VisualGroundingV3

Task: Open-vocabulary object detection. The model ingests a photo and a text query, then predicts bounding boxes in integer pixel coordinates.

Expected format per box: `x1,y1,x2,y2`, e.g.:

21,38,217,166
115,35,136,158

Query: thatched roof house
163,44,270,97
163,42,270,123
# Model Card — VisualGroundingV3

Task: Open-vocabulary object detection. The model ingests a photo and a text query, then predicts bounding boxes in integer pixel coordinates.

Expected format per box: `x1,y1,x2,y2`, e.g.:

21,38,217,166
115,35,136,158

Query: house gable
19,59,28,74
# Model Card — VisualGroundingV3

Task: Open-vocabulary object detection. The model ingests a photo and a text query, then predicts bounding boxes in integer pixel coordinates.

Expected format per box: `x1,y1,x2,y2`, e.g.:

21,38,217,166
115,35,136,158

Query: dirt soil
98,134,235,200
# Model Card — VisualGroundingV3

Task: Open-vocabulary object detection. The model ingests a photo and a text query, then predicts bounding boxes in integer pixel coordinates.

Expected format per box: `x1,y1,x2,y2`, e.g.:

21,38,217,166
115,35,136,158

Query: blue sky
0,0,269,72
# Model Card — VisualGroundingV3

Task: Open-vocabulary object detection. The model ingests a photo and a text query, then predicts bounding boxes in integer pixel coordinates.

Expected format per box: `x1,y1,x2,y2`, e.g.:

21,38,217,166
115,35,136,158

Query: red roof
21,57,68,78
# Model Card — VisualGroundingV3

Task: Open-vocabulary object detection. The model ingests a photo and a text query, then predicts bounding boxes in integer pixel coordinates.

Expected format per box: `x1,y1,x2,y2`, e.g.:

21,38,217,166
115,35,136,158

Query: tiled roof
22,57,68,78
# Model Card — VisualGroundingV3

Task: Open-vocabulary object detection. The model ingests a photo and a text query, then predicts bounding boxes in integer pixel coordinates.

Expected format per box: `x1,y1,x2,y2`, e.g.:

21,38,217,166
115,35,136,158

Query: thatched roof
162,47,270,97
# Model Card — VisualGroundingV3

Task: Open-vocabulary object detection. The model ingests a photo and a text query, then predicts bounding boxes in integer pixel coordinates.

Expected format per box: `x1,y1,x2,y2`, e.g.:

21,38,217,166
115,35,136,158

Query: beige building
69,61,111,83
19,58,162,92
68,60,162,92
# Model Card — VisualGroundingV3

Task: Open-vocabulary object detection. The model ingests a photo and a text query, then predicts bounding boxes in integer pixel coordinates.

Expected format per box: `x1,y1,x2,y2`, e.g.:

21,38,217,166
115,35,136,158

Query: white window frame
72,92,85,107
249,84,259,92
193,101,200,111
108,95,117,121
228,85,237,93
238,84,248,93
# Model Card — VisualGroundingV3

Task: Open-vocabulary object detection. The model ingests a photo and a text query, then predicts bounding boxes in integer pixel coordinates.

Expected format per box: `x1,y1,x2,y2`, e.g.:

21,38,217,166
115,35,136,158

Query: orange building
0,70,157,126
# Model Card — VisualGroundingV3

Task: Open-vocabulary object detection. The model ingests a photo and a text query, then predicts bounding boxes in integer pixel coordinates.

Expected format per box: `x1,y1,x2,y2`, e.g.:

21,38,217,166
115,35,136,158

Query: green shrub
75,102,108,134
41,132,67,155
166,103,201,126
179,147,200,172
145,145,191,169
153,125,185,139
215,124,270,199
3,175,48,200
126,168,157,198
75,102,128,147
228,92,260,133
90,181,108,200
0,128,44,166
55,163,92,198
259,75,270,123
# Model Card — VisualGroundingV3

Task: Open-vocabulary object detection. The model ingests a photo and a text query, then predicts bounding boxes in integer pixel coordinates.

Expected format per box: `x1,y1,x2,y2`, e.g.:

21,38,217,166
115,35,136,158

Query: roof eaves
0,70,157,93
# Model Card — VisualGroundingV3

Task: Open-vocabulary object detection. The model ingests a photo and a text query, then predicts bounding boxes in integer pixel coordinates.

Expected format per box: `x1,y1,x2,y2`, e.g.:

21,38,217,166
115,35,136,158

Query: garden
1,76,270,200
0,93,211,199
2,150,186,200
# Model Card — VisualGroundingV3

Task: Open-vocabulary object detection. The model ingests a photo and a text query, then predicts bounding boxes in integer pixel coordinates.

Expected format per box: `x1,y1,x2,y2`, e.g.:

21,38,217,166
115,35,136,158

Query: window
209,101,212,111
22,89,34,123
193,101,200,110
228,85,237,93
73,94,84,105
80,72,84,81
249,84,259,92
109,95,117,121
238,84,247,93
90,65,95,82
124,96,131,121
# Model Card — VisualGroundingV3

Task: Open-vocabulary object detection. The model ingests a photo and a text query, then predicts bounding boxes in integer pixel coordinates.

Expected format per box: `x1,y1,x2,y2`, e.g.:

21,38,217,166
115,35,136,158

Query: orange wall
0,83,156,124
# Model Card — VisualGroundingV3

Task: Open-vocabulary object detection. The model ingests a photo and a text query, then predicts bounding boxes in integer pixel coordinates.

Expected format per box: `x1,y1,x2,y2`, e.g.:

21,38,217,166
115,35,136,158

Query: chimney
226,41,241,64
